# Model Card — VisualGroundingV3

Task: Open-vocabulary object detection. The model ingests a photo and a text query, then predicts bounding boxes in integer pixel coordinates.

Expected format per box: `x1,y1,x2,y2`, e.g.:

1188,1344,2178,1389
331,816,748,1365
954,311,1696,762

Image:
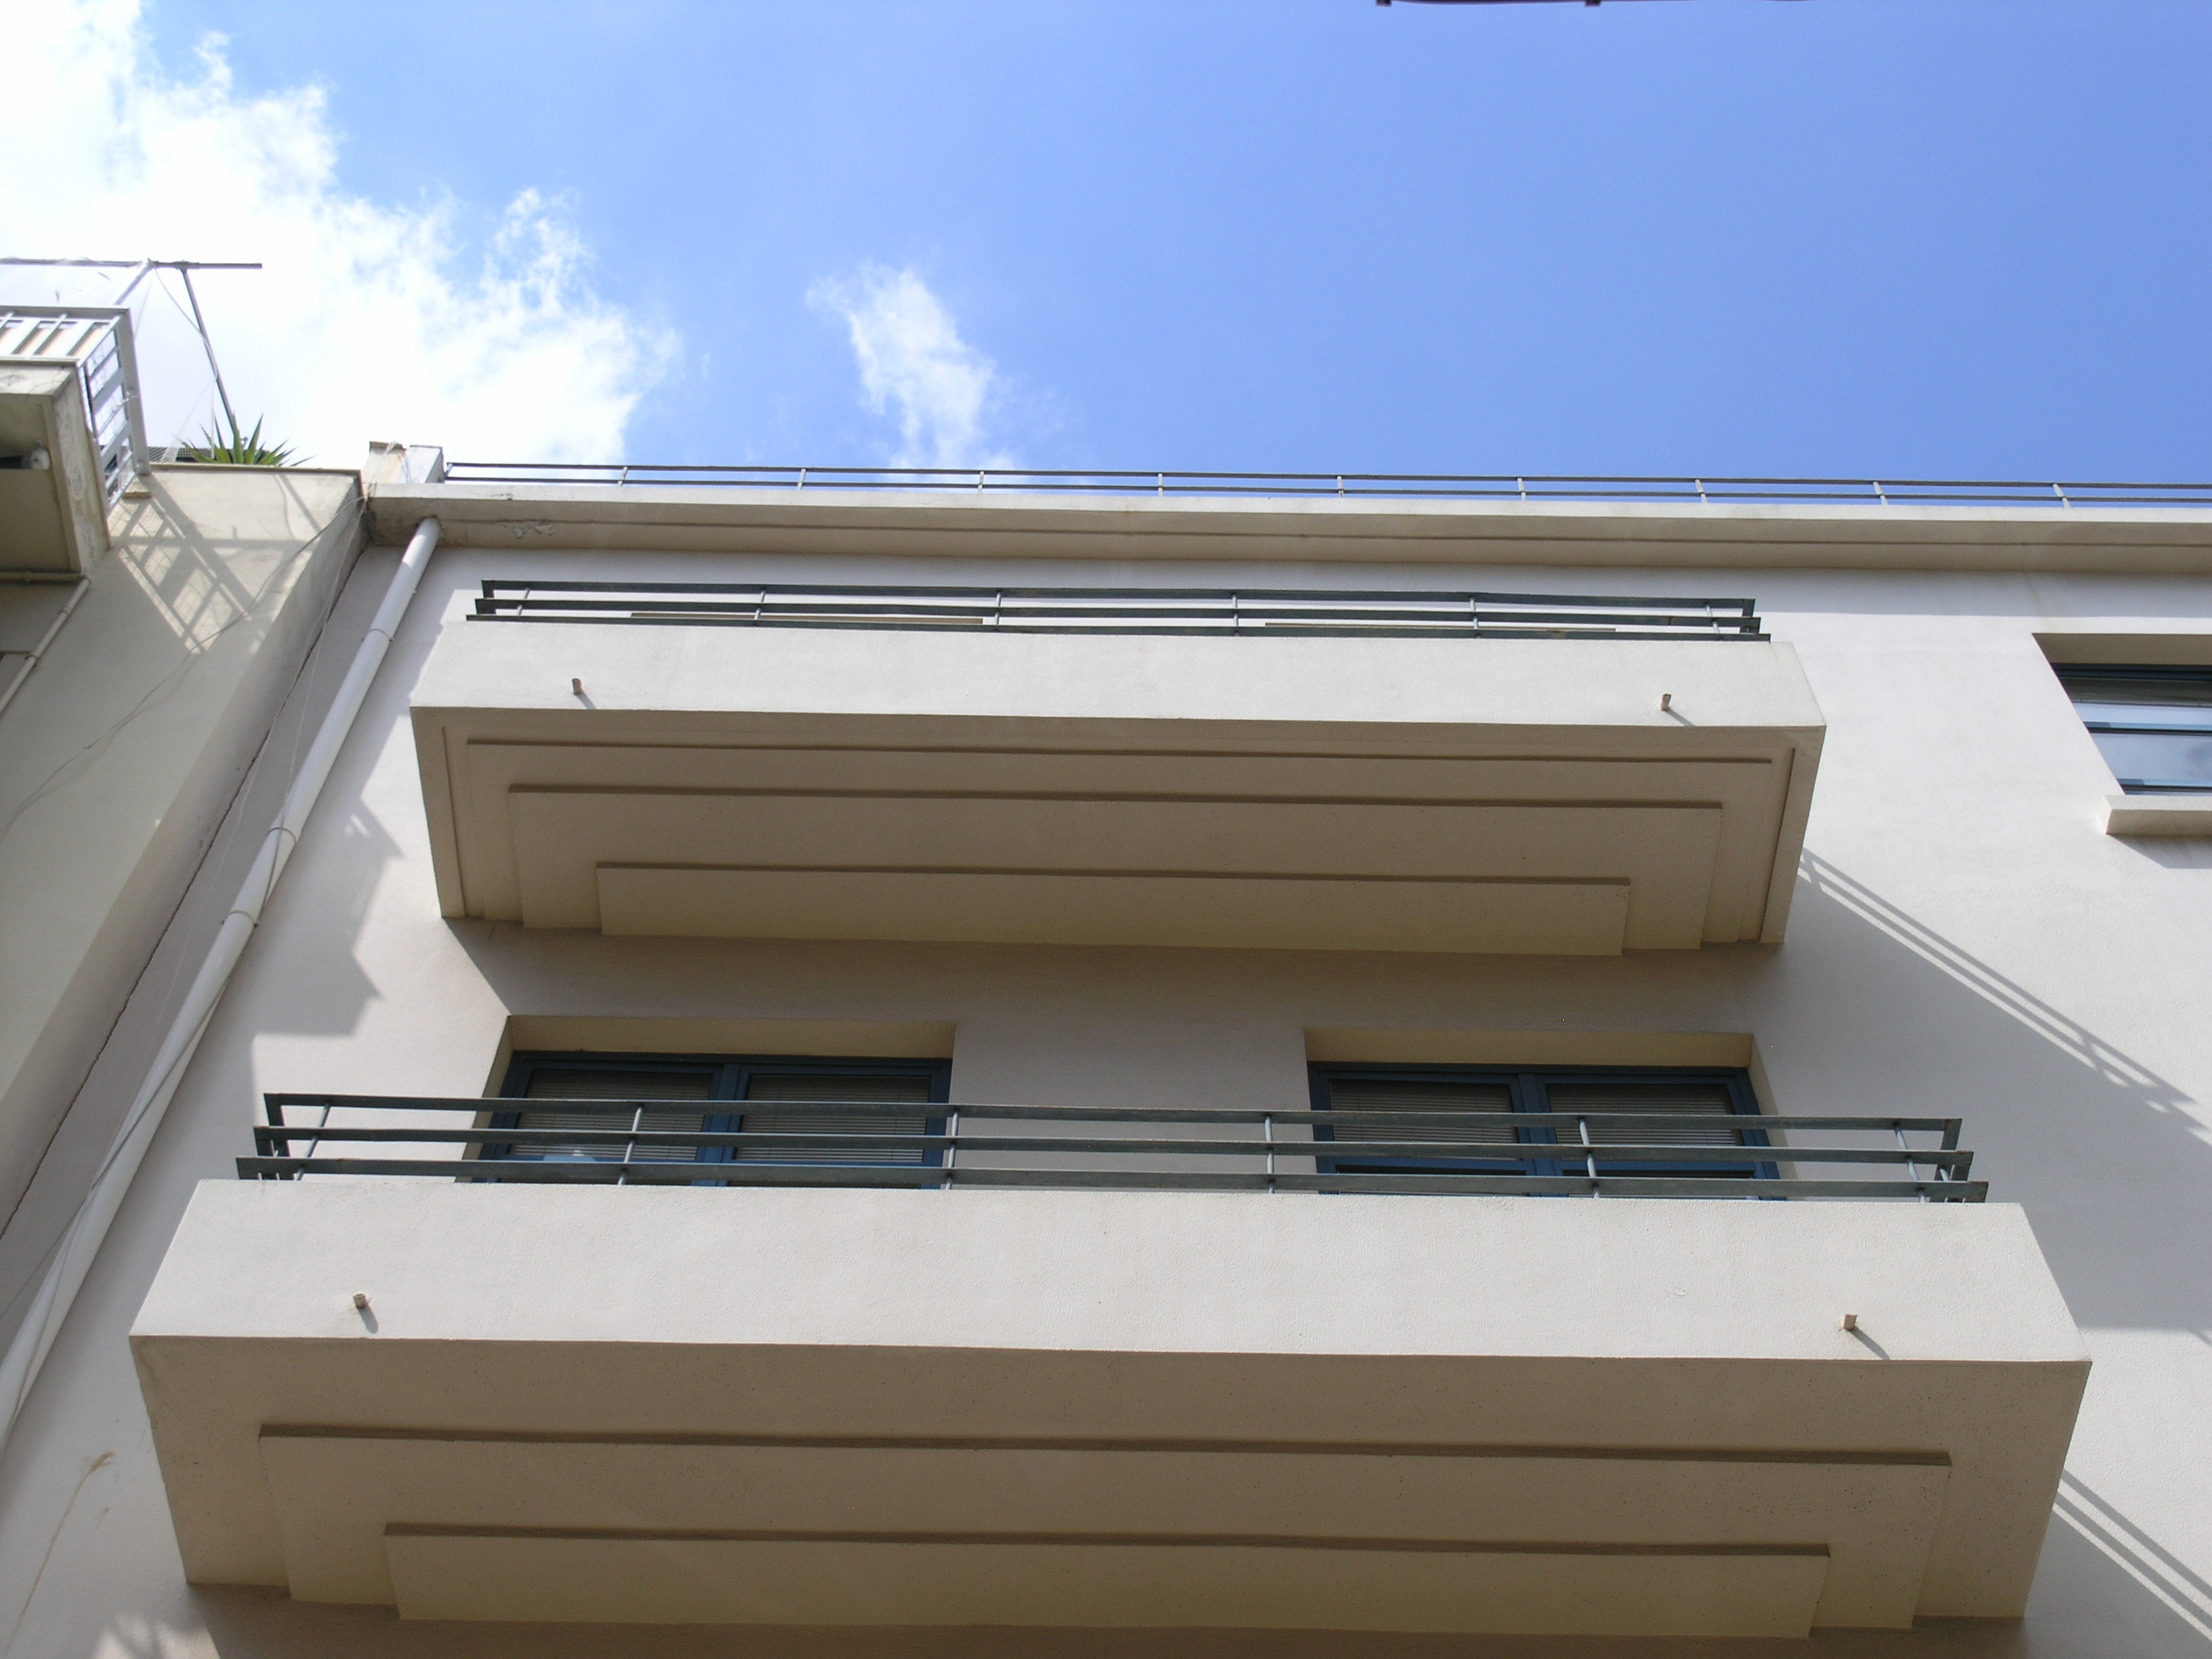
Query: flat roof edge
367,481,2212,573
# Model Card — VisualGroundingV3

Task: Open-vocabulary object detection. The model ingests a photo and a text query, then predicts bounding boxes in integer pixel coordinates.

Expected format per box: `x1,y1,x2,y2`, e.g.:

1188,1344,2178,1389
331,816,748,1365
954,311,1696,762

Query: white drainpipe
0,515,443,1447
0,576,91,724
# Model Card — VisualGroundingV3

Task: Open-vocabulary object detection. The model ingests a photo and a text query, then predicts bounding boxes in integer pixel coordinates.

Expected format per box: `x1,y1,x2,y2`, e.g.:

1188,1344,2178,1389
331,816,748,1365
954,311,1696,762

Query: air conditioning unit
0,307,147,573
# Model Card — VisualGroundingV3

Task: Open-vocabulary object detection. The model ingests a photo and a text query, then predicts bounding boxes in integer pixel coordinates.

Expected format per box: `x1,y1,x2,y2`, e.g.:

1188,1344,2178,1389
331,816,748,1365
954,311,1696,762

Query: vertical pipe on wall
0,516,443,1451
0,576,90,723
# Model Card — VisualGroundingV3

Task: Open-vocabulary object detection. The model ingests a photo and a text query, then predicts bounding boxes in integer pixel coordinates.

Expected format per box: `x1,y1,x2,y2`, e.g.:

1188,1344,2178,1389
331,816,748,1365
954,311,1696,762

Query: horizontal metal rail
232,1158,1976,1202
247,1124,1970,1171
247,1095,1982,1201
469,581,1763,641
439,461,2212,511
263,1095,1967,1139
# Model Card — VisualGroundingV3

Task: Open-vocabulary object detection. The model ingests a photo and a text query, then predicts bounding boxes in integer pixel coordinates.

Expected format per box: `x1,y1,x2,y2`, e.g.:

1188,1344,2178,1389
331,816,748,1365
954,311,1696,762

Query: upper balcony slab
411,621,1823,954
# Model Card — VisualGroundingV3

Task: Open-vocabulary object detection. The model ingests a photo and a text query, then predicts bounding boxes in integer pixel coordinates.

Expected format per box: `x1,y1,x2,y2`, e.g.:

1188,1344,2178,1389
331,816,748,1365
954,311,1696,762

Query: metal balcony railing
0,306,148,505
468,581,1765,640
245,1095,1984,1201
438,461,2212,511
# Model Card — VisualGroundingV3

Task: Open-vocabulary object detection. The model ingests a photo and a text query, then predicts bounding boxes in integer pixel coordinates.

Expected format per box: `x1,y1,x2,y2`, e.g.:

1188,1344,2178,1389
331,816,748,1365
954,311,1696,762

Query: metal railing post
619,1107,642,1187
1897,1125,1925,1203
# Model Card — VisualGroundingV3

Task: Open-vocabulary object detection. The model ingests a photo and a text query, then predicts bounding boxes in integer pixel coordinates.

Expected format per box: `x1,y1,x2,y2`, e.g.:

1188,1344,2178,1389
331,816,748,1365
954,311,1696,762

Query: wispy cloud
808,264,1010,469
0,0,672,463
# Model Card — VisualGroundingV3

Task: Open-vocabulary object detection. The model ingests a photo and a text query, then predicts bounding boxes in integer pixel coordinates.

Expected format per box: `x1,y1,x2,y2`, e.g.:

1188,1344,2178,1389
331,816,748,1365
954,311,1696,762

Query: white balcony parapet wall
133,1181,2085,1637
411,622,1824,955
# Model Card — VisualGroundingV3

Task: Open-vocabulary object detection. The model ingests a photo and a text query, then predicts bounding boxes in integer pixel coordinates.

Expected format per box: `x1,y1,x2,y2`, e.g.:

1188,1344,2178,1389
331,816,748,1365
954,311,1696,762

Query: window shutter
1543,1080,1746,1147
516,1067,714,1162
1324,1078,1520,1153
737,1071,935,1165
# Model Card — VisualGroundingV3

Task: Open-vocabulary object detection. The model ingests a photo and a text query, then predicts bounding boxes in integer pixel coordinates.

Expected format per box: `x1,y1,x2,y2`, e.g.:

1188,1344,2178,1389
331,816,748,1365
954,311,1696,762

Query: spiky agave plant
183,413,300,466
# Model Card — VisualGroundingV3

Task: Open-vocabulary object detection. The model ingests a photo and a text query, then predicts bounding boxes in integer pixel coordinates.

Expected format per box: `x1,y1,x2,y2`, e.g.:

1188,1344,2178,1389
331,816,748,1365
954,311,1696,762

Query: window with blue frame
2054,664,2212,794
1307,1064,1774,1183
483,1052,950,1171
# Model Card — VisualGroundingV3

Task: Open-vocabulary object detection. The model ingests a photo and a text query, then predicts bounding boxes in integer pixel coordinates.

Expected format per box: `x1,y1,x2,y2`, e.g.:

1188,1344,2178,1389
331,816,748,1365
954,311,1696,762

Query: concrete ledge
2103,793,2212,836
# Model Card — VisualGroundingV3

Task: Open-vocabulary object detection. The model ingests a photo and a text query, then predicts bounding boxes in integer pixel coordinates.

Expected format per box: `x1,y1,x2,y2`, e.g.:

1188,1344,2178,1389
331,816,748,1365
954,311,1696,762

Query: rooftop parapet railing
436,461,2212,512
246,1095,1984,1202
0,306,148,506
469,580,1765,641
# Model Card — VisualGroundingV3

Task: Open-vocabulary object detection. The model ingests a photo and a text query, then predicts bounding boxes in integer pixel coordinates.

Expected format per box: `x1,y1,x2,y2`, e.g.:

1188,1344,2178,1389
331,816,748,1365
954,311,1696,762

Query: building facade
0,440,2208,1654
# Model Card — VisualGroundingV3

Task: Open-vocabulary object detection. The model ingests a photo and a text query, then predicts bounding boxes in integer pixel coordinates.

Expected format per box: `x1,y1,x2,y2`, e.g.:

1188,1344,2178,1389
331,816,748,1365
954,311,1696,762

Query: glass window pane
2089,729,2212,790
2060,672,2212,712
2070,699,2212,728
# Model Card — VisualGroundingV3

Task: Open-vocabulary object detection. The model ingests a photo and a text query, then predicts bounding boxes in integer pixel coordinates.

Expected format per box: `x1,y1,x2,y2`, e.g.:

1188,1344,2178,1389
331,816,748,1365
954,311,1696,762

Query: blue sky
21,1,2212,478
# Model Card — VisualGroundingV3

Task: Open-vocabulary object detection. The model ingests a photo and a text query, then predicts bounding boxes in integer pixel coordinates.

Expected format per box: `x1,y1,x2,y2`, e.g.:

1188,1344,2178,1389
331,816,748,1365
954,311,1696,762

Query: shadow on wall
242,802,401,1038
2045,1473,2212,1650
1785,857,2212,1654
1799,853,2188,1111
1791,853,2209,1334
108,472,337,651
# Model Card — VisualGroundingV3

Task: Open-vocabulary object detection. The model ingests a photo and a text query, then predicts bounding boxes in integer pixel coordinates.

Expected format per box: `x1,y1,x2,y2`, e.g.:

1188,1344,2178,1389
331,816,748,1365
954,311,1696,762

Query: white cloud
808,264,1010,469
0,0,672,464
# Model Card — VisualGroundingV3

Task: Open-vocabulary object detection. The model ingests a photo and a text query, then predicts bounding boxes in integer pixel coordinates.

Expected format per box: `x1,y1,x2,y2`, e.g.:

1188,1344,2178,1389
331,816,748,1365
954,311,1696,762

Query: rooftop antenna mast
0,257,262,436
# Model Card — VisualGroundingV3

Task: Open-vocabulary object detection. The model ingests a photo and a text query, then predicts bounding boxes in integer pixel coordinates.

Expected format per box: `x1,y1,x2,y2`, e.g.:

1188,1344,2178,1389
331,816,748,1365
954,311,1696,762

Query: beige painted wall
0,468,361,1235
0,510,2209,1654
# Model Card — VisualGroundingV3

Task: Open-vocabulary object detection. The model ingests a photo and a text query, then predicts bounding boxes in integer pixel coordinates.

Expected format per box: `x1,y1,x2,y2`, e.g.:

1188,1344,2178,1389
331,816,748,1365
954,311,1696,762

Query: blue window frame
2054,664,2212,795
483,1052,951,1174
1307,1063,1775,1184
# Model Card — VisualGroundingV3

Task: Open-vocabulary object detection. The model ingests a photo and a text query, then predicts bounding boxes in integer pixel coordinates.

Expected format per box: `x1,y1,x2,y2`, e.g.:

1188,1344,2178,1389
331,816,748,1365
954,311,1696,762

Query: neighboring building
0,308,363,1402
1,377,2209,1653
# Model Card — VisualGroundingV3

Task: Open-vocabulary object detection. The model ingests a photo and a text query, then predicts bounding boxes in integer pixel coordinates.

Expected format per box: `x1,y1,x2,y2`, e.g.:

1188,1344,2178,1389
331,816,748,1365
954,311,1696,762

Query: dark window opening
2055,664,2212,795
481,1052,951,1177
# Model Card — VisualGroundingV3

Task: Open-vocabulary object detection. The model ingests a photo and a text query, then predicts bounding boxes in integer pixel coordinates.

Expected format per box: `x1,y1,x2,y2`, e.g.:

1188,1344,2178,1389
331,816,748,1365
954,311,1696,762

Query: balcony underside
411,629,1824,954
134,1183,2083,1636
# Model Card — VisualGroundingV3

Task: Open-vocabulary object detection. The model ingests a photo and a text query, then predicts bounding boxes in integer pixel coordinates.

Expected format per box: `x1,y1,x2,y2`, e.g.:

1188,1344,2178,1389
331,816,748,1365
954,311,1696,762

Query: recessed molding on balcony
411,623,1824,955
134,1181,2086,1636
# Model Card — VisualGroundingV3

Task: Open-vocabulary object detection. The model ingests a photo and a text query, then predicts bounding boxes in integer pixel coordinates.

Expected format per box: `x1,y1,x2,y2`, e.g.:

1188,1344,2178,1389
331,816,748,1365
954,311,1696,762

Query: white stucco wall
0,506,2207,1656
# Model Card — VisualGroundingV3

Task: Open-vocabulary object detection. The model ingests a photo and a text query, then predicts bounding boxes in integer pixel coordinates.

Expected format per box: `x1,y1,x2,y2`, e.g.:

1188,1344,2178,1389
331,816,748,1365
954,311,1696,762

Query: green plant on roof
183,413,300,466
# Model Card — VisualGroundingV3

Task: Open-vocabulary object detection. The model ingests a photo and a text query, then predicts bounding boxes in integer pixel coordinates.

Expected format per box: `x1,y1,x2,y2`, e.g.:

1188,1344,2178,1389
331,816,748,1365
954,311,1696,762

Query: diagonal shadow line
2050,1500,2212,1645
1799,853,2188,1107
2060,1473,2212,1614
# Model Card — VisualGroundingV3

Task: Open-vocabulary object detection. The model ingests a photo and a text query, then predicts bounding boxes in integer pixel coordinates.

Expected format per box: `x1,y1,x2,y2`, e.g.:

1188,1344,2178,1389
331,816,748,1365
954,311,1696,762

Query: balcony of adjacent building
0,305,146,573
410,577,1823,957
131,1067,2085,1641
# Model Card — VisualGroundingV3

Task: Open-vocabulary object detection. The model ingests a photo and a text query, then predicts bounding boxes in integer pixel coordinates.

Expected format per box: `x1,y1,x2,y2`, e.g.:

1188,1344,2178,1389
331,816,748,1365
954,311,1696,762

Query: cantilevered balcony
129,1094,2081,1639
411,580,1823,956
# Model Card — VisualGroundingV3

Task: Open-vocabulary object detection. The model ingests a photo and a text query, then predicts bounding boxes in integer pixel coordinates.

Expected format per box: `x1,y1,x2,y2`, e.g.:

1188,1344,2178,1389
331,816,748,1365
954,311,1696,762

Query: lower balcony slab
133,1180,2087,1635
